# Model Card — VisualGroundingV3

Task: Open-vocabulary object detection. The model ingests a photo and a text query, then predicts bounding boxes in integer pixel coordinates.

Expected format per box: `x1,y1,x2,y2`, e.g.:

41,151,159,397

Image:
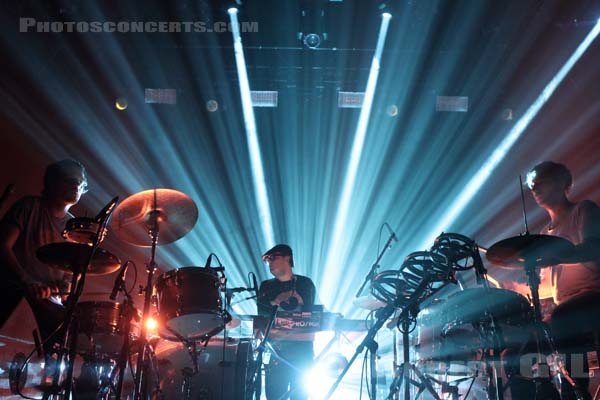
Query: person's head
262,244,294,279
526,161,572,208
42,159,88,205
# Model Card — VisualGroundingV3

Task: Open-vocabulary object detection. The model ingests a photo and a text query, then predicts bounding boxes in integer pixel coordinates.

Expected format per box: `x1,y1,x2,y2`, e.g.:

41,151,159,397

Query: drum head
159,312,226,341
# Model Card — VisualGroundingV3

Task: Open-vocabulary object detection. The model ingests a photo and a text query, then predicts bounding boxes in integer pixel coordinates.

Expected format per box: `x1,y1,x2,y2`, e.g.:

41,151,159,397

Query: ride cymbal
111,188,198,246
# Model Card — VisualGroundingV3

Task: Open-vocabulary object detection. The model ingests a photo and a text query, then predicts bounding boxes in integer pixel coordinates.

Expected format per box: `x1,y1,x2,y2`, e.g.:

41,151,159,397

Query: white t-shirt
540,200,600,304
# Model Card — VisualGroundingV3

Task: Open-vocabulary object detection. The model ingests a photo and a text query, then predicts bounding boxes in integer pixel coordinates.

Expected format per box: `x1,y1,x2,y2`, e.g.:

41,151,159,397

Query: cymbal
352,296,386,310
37,242,121,275
111,188,198,246
486,234,574,270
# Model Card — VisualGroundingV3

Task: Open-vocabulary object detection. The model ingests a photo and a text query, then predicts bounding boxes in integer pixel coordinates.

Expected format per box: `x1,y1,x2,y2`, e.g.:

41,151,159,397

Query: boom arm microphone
110,261,129,300
95,196,119,222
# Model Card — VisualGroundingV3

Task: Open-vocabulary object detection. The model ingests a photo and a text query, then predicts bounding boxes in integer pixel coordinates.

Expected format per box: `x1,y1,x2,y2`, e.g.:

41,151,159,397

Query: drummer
503,161,600,399
0,159,88,357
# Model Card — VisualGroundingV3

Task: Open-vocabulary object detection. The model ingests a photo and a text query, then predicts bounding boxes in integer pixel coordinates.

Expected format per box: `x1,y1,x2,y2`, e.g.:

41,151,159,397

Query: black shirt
257,274,317,316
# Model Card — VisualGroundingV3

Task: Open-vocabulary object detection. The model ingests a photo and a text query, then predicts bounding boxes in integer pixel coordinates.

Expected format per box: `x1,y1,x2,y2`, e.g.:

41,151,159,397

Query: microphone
204,253,213,268
95,196,119,222
110,261,129,300
252,273,259,296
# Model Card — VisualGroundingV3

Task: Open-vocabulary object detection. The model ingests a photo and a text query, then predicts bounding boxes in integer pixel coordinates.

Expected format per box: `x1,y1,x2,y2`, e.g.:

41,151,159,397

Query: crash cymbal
486,234,574,270
111,188,198,246
352,296,386,310
37,242,121,275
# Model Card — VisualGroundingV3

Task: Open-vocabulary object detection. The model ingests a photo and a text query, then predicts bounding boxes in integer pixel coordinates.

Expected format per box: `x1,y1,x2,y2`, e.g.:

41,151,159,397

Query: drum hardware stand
180,341,199,400
523,256,585,400
386,310,442,400
473,246,505,400
327,276,431,400
251,305,279,400
101,282,140,399
355,226,396,298
516,177,584,399
133,208,162,400
46,197,118,399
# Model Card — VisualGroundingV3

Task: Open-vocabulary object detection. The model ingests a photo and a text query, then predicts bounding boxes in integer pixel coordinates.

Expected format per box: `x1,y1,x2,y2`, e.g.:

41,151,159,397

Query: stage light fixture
303,33,322,49
386,104,398,117
115,97,128,111
206,99,219,112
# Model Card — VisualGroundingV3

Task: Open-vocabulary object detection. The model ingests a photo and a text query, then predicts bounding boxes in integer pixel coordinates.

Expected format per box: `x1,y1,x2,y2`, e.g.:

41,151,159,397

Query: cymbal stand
48,198,117,399
133,210,161,400
523,257,584,400
472,245,505,400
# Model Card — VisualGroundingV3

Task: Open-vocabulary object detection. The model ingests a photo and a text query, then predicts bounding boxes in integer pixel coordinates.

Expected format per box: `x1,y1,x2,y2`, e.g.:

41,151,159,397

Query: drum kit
8,186,592,400
341,232,585,400
9,188,258,400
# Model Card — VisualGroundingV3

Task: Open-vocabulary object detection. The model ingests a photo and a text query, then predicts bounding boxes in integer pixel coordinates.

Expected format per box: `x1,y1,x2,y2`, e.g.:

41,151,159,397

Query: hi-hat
37,242,121,275
111,188,198,246
486,234,574,270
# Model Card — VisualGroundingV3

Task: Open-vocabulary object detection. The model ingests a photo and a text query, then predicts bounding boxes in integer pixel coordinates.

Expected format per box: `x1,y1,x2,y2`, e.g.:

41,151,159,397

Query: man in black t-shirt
257,244,317,400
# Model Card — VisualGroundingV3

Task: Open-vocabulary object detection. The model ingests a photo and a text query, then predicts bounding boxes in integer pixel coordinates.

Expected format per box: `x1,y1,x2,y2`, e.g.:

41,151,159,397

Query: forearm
561,240,600,264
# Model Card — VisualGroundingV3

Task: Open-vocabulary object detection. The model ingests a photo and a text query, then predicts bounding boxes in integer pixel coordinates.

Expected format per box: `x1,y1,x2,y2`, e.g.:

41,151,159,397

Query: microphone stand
252,305,279,399
49,197,117,399
109,283,138,399
133,209,161,400
355,231,396,299
325,278,429,400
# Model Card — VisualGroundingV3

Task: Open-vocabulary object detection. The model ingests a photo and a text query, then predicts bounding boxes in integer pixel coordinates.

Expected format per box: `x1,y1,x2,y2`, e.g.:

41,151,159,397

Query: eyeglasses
264,253,285,262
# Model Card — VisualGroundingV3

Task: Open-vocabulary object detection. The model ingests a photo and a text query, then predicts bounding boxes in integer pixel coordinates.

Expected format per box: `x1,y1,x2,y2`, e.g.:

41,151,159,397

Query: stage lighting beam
228,7,275,248
323,13,392,289
419,18,600,249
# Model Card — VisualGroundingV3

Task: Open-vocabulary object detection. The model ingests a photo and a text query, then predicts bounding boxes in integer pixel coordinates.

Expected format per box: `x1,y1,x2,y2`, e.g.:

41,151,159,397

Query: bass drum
151,337,254,400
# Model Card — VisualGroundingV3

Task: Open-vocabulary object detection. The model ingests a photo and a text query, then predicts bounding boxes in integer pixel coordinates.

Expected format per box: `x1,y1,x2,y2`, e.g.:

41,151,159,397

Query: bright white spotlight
419,17,600,249
227,7,238,15
229,5,275,248
382,12,392,19
323,13,392,297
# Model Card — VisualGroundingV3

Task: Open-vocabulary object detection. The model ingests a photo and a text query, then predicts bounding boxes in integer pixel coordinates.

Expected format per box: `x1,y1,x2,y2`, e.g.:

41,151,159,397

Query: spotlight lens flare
227,7,238,15
145,317,158,331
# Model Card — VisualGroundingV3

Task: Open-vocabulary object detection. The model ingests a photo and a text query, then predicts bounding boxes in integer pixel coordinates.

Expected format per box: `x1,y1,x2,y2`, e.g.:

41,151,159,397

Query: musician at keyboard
257,244,319,400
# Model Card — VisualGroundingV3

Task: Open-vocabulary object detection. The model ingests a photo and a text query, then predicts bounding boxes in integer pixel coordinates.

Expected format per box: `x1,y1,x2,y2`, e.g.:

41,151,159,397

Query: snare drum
63,217,107,245
155,266,226,341
75,301,139,358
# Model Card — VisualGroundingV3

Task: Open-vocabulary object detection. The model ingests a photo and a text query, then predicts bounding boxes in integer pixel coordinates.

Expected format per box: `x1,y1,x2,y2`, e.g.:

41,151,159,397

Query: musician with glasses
502,161,600,399
257,244,318,400
0,159,88,367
